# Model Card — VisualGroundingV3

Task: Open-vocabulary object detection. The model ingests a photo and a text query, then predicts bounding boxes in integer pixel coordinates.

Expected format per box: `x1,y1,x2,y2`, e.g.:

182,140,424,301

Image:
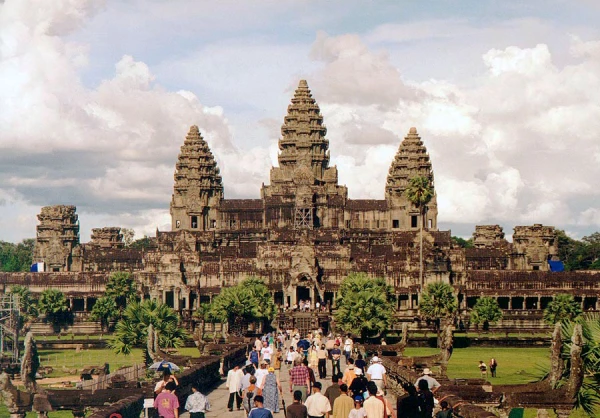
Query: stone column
509,297,513,310
83,297,88,312
69,297,74,309
537,296,541,310
162,289,167,304
174,288,180,310
595,297,600,311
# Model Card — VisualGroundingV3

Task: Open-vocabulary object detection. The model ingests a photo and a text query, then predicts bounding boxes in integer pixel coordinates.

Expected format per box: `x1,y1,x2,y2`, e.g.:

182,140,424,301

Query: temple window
176,220,181,228
210,219,216,229
191,216,198,229
428,219,433,229
411,216,418,228
393,220,399,229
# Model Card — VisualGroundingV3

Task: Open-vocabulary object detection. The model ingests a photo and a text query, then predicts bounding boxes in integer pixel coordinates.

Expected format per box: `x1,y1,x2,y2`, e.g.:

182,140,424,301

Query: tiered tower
385,127,438,230
33,205,80,271
170,125,223,231
262,80,347,229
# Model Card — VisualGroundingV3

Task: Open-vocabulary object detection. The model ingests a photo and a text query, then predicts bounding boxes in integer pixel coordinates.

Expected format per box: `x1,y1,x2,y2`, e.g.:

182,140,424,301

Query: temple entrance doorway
296,286,310,304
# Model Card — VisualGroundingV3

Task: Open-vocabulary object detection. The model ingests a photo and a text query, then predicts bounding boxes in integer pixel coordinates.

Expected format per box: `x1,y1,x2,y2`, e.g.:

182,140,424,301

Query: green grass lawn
404,347,549,385
0,406,76,417
38,348,144,377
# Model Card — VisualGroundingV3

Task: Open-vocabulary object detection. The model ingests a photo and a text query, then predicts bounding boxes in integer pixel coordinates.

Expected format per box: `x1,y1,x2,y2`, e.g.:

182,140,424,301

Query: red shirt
289,365,310,386
154,391,179,418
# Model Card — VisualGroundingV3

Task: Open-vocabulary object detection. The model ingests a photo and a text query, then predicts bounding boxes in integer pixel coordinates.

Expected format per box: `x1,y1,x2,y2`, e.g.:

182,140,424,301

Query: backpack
250,350,259,363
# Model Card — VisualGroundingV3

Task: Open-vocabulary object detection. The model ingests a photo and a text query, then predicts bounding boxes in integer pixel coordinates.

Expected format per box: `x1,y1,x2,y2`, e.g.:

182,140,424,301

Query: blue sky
0,0,599,242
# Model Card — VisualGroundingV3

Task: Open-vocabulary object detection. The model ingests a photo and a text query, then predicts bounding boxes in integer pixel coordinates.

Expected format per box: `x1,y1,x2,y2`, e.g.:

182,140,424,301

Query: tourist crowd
153,330,453,418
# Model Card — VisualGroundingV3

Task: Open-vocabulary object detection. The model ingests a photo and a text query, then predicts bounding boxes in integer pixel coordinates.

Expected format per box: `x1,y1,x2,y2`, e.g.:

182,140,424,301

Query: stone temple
5,80,600,333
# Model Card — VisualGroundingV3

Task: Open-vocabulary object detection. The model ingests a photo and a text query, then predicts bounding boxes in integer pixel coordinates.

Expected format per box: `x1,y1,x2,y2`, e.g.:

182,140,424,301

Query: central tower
261,80,347,229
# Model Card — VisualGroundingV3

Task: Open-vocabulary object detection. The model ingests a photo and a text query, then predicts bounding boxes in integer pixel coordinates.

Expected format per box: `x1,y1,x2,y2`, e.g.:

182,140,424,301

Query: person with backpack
243,376,261,417
417,380,434,418
435,401,452,418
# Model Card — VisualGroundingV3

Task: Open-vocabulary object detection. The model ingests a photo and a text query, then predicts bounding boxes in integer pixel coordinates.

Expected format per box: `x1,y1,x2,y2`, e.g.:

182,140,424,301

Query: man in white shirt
366,356,386,392
261,342,273,364
255,361,269,388
304,382,332,418
226,365,244,411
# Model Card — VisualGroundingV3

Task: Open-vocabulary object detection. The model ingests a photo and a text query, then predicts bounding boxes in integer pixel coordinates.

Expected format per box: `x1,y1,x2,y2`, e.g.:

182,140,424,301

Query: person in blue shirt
248,395,274,418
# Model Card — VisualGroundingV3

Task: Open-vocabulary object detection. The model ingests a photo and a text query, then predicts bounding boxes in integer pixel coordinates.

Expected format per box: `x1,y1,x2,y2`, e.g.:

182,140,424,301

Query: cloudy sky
1,0,599,243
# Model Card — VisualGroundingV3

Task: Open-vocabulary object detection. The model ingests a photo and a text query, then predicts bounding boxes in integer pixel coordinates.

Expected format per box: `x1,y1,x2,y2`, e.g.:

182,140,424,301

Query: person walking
343,336,354,363
304,382,332,418
261,367,283,413
289,358,311,402
349,368,368,399
287,390,308,418
185,383,210,418
226,364,244,411
332,384,354,418
154,381,179,418
366,357,387,392
342,358,357,388
349,396,366,418
317,344,328,379
363,383,384,418
396,383,421,418
478,361,488,378
243,376,260,417
489,358,498,378
414,369,440,394
324,374,342,408
417,380,434,418
154,370,179,395
330,343,342,376
248,395,274,418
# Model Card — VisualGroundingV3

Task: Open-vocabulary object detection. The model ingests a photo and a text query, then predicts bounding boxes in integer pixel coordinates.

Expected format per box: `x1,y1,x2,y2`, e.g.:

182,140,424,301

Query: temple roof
172,125,223,209
386,127,435,197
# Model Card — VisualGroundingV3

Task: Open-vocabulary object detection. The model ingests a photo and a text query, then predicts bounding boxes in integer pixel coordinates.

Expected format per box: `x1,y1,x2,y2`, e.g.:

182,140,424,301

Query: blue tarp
549,260,565,272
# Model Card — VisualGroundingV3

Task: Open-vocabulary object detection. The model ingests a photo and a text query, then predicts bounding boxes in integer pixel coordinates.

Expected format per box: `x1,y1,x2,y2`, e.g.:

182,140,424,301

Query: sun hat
268,367,275,372
422,368,432,375
355,368,363,375
354,396,363,402
371,356,380,363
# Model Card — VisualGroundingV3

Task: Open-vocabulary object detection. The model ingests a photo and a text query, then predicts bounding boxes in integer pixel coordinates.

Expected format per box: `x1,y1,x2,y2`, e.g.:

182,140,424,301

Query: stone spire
170,125,223,231
275,80,331,183
386,127,435,197
386,127,438,230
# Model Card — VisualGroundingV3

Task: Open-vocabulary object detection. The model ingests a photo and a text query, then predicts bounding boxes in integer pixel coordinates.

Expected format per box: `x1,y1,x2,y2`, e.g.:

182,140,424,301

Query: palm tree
209,277,276,336
89,296,118,332
405,176,434,288
559,313,600,416
10,285,38,329
38,289,69,331
544,294,583,324
109,299,188,355
193,303,213,341
419,282,457,345
105,271,137,310
470,297,503,332
333,273,395,340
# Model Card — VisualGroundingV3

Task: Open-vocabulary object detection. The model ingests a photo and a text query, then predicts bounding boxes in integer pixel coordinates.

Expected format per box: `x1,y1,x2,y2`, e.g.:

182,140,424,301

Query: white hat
355,368,363,375
371,356,380,363
422,368,432,375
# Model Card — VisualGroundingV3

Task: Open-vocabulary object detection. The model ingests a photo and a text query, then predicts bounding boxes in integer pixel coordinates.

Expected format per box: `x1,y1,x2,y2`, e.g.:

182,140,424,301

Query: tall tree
405,176,434,288
559,313,600,416
90,296,118,332
0,239,35,272
209,277,276,336
470,297,503,331
544,294,583,325
333,273,396,340
105,271,137,310
419,282,457,344
10,285,38,330
110,299,188,355
38,289,69,329
193,303,213,341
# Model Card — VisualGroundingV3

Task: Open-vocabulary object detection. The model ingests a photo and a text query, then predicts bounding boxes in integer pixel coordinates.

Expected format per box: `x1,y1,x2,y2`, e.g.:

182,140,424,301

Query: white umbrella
149,360,180,372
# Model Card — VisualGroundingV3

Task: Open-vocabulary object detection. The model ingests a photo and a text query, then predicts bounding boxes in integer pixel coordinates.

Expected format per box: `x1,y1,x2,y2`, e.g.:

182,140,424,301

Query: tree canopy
333,273,396,339
557,230,600,271
105,271,137,309
90,297,118,332
110,299,188,355
544,294,583,325
419,282,457,322
452,236,474,248
209,277,276,335
0,239,34,272
37,289,69,326
404,176,434,211
470,297,503,330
